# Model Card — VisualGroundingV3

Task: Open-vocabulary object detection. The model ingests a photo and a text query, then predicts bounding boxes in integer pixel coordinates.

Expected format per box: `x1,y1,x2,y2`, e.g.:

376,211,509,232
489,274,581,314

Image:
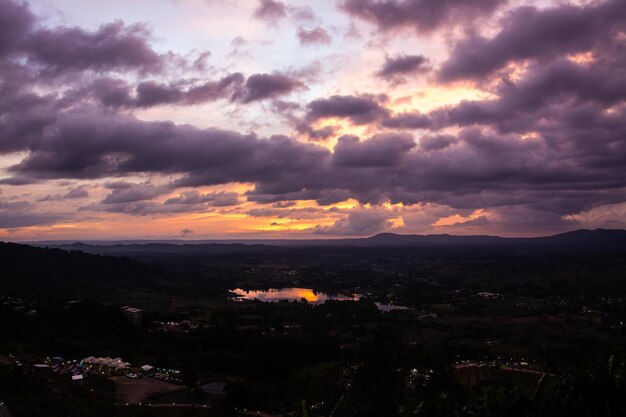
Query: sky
0,0,625,240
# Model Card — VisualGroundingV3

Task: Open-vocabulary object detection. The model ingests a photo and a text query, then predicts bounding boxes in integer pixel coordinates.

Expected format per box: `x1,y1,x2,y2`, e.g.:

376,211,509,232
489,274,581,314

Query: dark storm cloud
305,95,389,125
377,54,429,82
297,27,332,45
439,0,626,81
332,133,415,167
254,0,287,23
340,0,505,33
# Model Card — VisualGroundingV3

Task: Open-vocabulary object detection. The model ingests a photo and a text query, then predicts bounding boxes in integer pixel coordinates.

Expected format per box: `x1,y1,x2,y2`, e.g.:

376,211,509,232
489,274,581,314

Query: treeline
0,242,160,298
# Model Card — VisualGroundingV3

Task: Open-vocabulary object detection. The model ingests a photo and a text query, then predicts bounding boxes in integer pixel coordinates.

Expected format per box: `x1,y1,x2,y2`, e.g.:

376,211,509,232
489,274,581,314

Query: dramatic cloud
238,73,304,103
24,22,163,74
83,71,305,108
0,0,165,75
439,0,626,81
0,0,35,57
5,110,331,196
376,54,429,83
383,111,432,129
332,133,415,167
305,95,389,125
340,0,505,33
313,208,395,236
101,183,168,204
1,0,625,238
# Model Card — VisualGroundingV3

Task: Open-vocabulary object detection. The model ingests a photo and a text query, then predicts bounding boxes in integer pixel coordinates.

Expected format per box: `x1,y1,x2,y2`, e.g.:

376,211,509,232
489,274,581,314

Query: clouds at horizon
0,0,625,239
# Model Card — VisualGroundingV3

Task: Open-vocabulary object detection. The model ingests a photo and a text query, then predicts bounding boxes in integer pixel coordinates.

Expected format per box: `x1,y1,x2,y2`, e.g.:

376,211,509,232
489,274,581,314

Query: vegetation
1,240,625,416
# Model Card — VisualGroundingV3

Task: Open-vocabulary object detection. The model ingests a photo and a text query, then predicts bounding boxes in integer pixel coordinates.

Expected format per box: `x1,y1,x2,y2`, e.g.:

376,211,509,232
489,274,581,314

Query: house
82,356,130,369
0,402,14,417
476,292,501,300
140,364,154,373
200,382,227,396
121,306,142,325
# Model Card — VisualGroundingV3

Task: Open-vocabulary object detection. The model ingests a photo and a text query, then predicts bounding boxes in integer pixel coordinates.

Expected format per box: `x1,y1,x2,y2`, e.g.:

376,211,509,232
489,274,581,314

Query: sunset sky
1,0,625,240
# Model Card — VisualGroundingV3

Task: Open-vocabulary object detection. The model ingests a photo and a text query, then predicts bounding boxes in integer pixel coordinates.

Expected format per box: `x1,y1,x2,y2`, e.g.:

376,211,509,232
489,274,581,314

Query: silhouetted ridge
0,241,160,296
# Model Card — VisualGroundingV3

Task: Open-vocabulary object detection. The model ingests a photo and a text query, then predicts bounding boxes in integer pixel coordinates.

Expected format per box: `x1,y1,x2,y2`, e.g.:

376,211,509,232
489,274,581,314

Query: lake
231,287,360,304
231,287,410,312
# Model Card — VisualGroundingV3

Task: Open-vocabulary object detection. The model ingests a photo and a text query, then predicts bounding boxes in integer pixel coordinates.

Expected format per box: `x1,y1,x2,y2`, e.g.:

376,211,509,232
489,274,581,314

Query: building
121,306,142,325
0,402,14,417
82,356,130,369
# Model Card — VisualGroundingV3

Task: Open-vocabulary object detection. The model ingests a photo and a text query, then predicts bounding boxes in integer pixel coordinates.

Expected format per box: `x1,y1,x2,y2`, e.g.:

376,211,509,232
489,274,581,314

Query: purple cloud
297,27,331,45
313,209,394,236
238,73,304,103
24,21,162,74
254,0,287,24
305,95,389,125
165,191,240,207
0,0,35,57
439,0,626,81
0,191,65,228
1,0,625,235
383,111,432,129
376,54,429,82
340,0,505,33
333,133,415,167
39,186,89,202
84,72,303,108
101,183,168,204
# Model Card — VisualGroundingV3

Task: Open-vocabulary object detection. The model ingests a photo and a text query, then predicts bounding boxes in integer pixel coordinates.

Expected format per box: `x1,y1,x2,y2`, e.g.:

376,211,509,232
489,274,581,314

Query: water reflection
231,287,410,312
231,287,360,304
